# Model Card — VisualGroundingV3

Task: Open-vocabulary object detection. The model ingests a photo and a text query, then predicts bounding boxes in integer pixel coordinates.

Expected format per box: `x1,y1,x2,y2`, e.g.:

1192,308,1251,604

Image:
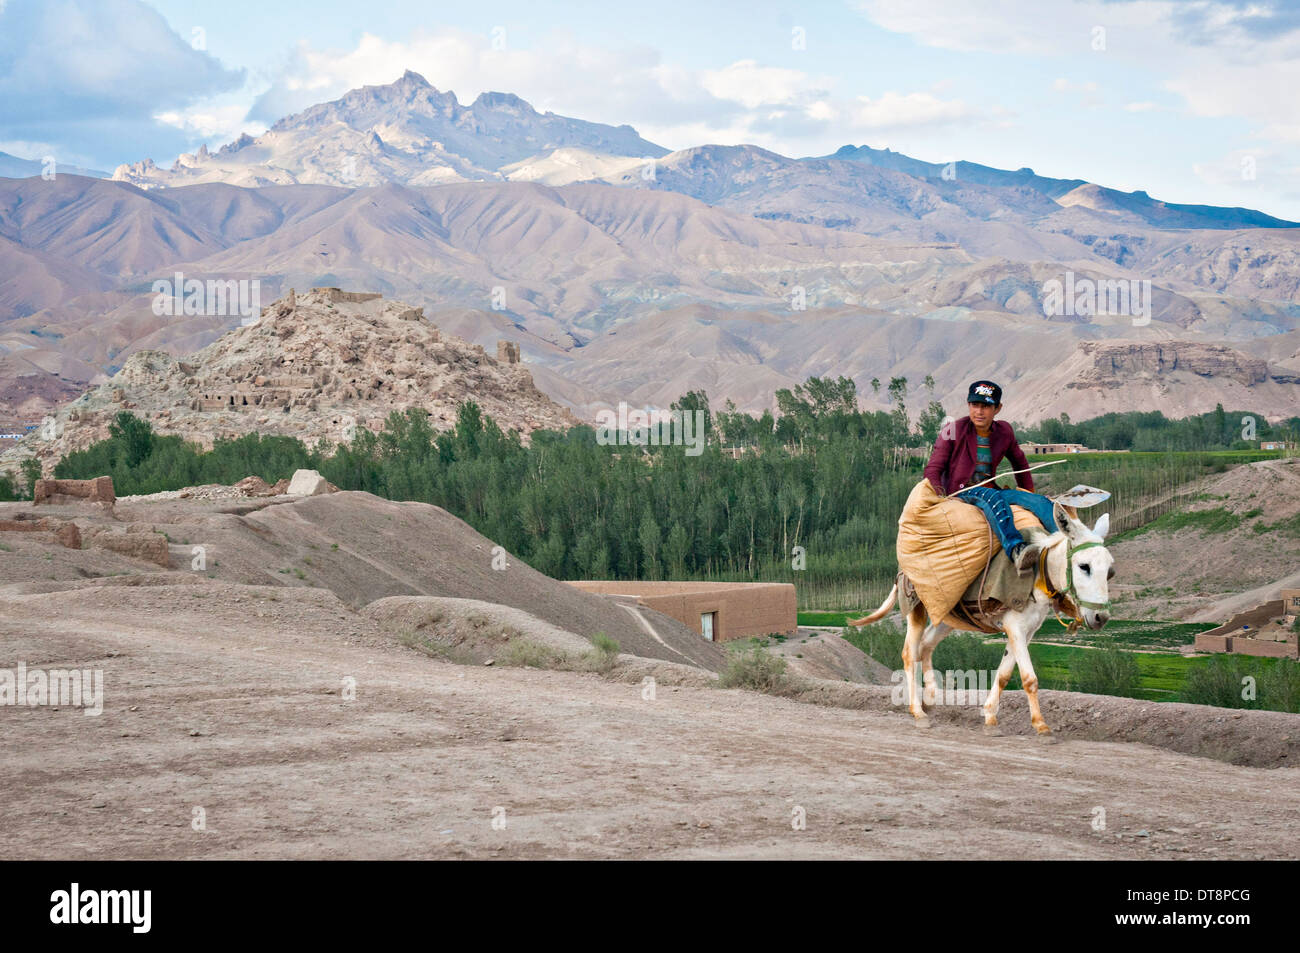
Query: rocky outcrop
1011,337,1300,422
14,288,578,470
1069,341,1292,389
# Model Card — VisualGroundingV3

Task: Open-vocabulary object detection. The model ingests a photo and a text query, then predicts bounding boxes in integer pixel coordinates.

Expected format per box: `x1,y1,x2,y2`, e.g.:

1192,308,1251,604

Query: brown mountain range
3,73,1300,436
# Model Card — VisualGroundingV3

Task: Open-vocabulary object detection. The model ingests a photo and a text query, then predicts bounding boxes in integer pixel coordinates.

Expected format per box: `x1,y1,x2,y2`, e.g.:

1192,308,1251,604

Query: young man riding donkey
852,380,1115,740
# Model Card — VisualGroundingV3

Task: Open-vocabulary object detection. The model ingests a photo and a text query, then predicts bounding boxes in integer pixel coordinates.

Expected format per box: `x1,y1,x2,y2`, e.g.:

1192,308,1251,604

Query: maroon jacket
923,417,1034,496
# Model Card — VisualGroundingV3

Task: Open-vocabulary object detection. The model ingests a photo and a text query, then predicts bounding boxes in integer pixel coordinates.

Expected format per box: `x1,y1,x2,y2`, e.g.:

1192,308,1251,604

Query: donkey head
1051,501,1114,630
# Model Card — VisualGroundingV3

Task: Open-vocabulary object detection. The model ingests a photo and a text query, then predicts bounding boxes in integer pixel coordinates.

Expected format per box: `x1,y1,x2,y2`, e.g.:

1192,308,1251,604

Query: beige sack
896,479,1047,625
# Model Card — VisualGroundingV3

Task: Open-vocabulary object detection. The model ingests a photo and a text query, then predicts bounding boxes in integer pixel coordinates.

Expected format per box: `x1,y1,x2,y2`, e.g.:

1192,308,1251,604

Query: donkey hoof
1036,730,1058,745
983,722,1003,737
913,715,933,730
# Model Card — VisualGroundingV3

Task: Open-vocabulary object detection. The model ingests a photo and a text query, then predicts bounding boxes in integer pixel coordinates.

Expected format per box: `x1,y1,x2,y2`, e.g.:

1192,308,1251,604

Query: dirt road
3,583,1297,859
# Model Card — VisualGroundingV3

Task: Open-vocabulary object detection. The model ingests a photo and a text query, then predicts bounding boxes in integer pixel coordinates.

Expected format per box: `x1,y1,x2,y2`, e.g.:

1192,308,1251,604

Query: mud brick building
567,580,796,642
1195,593,1300,659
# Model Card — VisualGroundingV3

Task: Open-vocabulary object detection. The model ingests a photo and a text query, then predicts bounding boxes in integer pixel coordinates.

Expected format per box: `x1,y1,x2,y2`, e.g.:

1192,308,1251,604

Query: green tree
662,523,690,578
638,505,662,580
109,411,155,468
671,390,712,439
20,458,41,500
888,376,910,444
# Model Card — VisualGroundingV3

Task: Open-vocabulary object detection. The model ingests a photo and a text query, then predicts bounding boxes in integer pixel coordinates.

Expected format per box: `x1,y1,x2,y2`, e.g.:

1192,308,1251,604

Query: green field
818,616,1297,710
798,613,1214,649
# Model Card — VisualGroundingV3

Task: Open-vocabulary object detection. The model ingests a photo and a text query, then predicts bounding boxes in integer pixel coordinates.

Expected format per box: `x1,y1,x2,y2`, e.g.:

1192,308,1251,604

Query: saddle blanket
895,478,1050,631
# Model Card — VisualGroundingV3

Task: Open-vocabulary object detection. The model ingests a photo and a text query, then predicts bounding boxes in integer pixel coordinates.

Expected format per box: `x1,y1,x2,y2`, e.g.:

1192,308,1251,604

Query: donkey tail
847,584,898,626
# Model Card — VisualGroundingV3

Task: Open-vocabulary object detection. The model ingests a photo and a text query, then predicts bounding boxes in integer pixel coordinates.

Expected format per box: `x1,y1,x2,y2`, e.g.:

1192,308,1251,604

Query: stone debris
286,469,336,497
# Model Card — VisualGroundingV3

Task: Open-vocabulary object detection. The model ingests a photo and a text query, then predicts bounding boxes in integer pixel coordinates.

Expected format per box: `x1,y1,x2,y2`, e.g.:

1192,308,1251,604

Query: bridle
1035,536,1109,633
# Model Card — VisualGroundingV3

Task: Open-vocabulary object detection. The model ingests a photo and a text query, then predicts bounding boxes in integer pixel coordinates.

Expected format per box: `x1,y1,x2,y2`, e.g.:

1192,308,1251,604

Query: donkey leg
1005,619,1053,739
982,642,1017,735
902,605,930,727
918,622,951,714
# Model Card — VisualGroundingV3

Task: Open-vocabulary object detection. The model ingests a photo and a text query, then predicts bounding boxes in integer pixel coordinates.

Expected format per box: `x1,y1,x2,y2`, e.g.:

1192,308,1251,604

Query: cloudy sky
1,0,1298,217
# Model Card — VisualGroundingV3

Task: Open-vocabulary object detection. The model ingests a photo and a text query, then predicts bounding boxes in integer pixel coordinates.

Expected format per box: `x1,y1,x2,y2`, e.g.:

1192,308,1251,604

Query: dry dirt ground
3,489,1298,859
3,581,1298,860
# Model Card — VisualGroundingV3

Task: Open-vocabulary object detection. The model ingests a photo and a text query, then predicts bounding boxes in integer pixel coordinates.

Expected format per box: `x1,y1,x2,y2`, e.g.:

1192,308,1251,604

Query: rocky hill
1012,340,1300,423
10,287,576,470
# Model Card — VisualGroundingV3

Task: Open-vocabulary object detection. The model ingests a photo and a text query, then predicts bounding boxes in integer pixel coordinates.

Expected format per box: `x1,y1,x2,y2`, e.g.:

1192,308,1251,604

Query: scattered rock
235,475,274,497
287,469,336,497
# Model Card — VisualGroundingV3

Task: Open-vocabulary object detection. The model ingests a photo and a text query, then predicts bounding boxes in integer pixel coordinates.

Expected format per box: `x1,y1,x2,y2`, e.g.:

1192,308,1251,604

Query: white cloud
857,0,1300,149
0,0,243,122
806,100,838,121
155,104,268,143
856,0,1140,54
847,91,976,131
700,60,827,109
1124,101,1158,112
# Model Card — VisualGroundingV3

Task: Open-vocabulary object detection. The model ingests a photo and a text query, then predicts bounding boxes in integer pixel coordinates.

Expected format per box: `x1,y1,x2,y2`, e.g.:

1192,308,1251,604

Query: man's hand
928,479,945,497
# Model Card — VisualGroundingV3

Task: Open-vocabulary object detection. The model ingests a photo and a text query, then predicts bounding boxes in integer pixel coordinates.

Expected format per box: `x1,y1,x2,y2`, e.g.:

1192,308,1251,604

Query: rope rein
1035,535,1109,633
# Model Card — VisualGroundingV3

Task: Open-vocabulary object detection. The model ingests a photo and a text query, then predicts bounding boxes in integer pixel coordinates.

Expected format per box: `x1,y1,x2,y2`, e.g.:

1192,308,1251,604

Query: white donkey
850,500,1114,740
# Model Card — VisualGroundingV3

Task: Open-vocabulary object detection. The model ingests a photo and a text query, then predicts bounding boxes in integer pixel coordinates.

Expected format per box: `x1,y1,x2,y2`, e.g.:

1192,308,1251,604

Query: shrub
397,629,475,665
933,633,1003,673
582,632,621,673
1260,658,1300,714
590,631,619,655
718,641,788,692
501,638,569,669
841,622,904,668
1182,655,1258,709
1069,647,1141,697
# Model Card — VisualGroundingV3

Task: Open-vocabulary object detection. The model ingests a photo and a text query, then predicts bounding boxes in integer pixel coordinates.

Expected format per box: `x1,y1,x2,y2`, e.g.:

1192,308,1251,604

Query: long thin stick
948,458,1066,496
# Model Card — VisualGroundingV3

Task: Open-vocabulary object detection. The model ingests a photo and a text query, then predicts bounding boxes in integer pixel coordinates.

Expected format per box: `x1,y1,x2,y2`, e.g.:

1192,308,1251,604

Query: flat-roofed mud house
1194,591,1300,659
567,581,797,643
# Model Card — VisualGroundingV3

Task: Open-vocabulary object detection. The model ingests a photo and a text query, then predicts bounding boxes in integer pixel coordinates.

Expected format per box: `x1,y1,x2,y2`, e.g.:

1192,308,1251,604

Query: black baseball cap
967,380,1002,406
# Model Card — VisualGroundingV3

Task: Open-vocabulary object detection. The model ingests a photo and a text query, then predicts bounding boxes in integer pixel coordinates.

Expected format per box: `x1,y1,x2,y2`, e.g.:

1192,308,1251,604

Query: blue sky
2,0,1298,217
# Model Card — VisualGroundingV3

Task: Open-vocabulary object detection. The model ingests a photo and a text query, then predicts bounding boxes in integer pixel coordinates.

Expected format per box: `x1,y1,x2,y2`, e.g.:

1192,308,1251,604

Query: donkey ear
1092,512,1110,540
1052,501,1072,534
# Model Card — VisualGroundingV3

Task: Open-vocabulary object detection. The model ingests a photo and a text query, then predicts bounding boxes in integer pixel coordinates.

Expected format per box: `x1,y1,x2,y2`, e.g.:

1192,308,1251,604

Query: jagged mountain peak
471,90,536,113
112,72,666,190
